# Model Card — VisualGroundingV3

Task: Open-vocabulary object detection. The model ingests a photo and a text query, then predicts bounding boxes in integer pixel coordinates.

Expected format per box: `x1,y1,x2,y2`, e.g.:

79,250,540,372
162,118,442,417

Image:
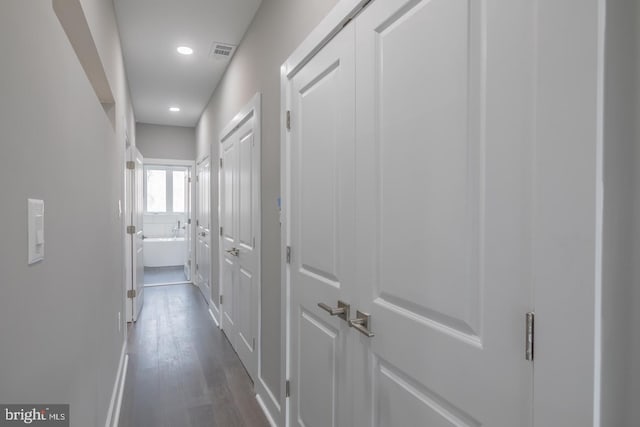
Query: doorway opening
142,158,195,287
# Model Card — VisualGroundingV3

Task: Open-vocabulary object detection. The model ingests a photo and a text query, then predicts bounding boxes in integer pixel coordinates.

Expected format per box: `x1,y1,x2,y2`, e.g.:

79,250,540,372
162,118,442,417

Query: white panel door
196,157,211,301
184,168,192,281
288,24,356,427
221,134,239,344
352,0,534,425
132,148,144,321
220,111,260,380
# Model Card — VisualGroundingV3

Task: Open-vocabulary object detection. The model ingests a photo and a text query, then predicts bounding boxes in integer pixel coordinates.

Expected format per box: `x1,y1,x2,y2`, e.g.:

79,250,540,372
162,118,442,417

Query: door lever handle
317,300,350,321
349,311,375,337
225,248,239,257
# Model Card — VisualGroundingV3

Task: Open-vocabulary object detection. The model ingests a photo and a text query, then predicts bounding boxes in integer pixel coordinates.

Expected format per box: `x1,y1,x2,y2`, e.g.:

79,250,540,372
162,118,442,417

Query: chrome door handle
349,311,375,337
225,248,239,257
317,300,350,321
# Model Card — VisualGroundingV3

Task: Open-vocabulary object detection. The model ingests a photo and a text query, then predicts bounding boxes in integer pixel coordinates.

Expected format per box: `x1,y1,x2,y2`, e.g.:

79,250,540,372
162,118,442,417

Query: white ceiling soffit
114,0,262,127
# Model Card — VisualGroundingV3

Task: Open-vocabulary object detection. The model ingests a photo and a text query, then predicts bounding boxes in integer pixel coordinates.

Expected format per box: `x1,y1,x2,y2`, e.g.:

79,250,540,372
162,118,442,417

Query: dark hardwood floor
118,284,270,427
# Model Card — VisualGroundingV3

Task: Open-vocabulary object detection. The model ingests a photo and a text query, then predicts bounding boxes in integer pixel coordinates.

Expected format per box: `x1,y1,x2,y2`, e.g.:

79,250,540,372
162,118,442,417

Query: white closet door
220,114,260,380
132,148,144,321
288,24,356,427
196,157,211,300
352,0,534,425
221,138,239,344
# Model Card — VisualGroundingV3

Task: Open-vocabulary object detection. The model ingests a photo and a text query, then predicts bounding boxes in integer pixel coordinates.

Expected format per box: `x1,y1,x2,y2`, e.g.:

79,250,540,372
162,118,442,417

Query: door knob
225,248,239,257
317,300,350,321
349,310,375,337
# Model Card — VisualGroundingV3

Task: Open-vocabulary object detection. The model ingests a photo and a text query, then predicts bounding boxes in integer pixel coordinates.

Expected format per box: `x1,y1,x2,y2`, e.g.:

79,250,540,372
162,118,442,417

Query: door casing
143,157,196,285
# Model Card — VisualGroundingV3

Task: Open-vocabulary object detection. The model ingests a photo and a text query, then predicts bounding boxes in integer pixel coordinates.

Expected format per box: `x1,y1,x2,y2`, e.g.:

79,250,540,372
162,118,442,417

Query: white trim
143,158,196,167
281,0,371,79
256,393,278,427
112,355,128,427
592,0,606,423
208,307,220,328
105,341,128,427
142,157,197,285
280,62,291,427
220,93,262,142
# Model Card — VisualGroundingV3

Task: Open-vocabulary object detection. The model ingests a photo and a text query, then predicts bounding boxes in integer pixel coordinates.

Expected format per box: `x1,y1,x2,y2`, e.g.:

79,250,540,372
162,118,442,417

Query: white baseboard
105,341,129,427
208,307,220,328
256,393,278,427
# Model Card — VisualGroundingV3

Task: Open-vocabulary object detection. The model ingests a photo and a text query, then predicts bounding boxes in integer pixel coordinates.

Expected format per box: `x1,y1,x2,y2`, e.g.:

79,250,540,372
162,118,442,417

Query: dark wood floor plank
119,284,270,427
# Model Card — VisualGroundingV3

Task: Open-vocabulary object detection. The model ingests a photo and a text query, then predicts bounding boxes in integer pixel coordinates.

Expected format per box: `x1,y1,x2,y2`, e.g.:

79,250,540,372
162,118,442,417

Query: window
144,166,188,213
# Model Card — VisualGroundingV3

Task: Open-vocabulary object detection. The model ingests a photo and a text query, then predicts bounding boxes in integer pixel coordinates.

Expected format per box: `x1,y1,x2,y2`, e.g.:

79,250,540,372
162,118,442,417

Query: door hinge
196,263,199,270
253,337,256,350
196,220,200,227
220,226,223,236
286,246,291,264
188,260,191,266
286,110,291,131
127,289,137,299
525,312,535,361
285,380,291,398
188,177,192,183
188,218,191,225
126,225,136,234
126,161,135,170
220,158,223,168
219,295,223,305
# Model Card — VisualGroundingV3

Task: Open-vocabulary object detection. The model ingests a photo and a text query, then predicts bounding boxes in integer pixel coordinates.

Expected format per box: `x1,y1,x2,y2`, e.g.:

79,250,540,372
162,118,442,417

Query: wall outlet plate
27,199,44,264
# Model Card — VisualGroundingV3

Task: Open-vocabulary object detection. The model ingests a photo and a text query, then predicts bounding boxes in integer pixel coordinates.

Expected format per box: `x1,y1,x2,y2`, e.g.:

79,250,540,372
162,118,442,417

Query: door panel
184,169,192,281
219,110,260,380
221,137,238,342
376,0,481,335
222,257,236,329
354,0,534,425
238,267,254,351
298,311,339,427
239,131,254,249
133,148,144,321
289,24,356,427
196,158,211,301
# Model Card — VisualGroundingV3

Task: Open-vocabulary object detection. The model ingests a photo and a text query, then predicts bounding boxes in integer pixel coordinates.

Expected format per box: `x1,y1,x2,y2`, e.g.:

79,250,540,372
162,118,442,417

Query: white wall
0,0,133,425
144,214,186,238
136,123,196,160
196,0,338,404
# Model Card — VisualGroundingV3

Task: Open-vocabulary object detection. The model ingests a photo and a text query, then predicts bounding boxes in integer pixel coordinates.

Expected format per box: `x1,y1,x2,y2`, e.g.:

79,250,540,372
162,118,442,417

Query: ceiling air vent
210,42,236,60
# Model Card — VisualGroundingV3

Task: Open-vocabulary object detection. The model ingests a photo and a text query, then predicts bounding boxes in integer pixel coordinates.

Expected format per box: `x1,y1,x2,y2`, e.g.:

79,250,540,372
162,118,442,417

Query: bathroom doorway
142,158,195,286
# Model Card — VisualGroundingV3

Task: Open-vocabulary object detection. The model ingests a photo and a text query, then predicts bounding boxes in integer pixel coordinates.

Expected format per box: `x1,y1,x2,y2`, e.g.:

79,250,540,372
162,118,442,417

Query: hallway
118,285,269,427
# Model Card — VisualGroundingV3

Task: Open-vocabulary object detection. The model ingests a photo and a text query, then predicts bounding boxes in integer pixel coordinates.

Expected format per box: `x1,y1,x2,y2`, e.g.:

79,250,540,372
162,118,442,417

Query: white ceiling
114,0,262,128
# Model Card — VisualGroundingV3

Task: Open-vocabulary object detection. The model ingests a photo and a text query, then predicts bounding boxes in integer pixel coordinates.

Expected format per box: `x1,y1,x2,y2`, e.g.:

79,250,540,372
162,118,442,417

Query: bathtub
143,237,186,267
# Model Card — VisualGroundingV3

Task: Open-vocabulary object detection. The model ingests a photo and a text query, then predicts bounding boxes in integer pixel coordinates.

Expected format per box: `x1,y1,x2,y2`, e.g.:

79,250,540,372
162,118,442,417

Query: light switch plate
28,198,44,264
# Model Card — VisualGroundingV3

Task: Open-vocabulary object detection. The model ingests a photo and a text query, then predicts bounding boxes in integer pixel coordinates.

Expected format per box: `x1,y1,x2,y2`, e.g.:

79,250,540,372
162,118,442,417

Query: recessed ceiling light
177,46,193,55
169,107,181,112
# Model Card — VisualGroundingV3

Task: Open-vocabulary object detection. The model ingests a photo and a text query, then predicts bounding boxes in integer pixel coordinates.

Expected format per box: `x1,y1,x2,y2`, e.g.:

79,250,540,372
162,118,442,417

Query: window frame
143,165,188,214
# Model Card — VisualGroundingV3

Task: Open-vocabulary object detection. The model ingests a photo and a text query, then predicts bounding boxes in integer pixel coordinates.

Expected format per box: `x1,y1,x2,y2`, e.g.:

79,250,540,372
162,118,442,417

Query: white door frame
279,1,604,426
218,92,264,397
143,157,197,286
